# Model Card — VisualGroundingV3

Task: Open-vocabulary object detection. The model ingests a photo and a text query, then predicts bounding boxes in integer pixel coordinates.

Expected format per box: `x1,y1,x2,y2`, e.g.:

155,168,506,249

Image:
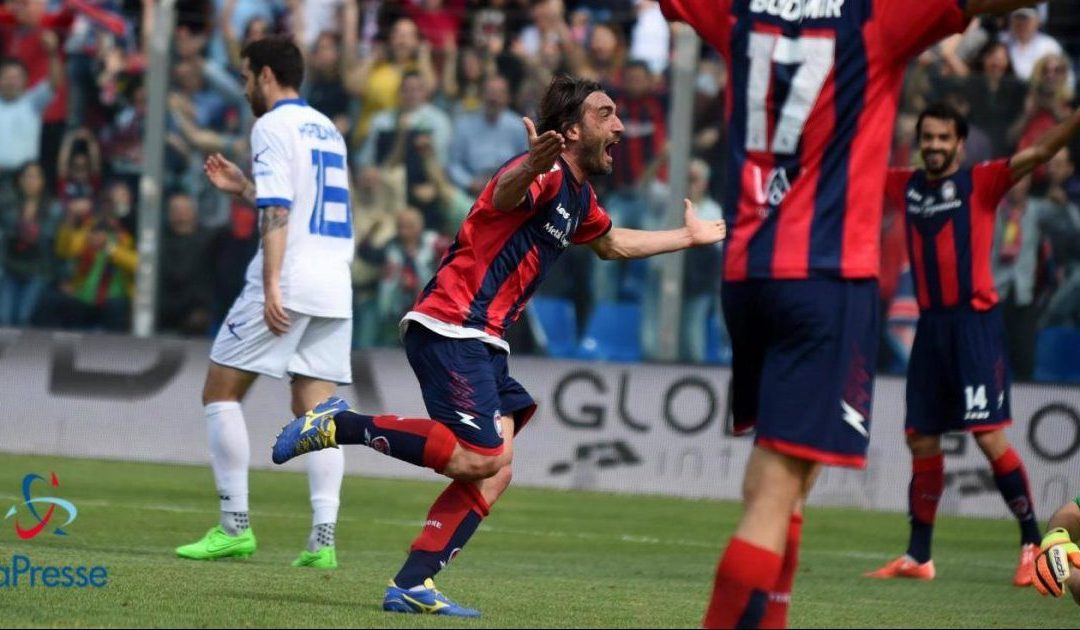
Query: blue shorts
403,323,537,455
722,278,880,468
906,306,1012,435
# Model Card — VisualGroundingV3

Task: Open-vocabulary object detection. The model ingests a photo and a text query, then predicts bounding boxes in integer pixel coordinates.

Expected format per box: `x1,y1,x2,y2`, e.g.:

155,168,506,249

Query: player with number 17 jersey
660,0,969,465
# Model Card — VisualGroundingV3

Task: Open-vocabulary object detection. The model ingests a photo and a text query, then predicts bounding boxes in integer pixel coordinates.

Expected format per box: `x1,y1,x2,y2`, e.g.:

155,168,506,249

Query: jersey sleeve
972,159,1013,214
571,188,613,244
251,120,295,209
489,155,562,212
872,0,967,65
884,167,915,211
658,0,734,58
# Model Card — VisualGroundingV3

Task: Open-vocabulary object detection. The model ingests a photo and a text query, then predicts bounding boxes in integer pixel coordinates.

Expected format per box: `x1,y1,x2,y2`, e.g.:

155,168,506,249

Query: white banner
1,328,1078,518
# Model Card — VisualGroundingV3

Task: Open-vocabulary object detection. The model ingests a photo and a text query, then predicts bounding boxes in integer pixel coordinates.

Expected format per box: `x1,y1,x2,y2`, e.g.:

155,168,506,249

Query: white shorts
210,295,353,384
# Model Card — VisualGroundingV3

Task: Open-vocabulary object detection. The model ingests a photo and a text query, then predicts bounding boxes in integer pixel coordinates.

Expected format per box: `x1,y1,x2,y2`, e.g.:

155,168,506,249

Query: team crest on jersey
941,181,957,201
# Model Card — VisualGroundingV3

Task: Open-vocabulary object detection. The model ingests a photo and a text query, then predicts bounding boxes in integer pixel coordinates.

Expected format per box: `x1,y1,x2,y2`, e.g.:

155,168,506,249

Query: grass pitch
0,454,1073,628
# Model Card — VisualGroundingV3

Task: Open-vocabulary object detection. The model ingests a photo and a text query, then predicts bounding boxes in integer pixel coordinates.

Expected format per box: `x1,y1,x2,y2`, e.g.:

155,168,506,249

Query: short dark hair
537,74,604,136
241,35,304,90
0,57,26,75
916,101,968,140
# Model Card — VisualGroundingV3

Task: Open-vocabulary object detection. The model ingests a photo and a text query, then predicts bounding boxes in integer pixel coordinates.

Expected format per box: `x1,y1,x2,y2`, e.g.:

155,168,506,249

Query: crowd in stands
0,0,1077,379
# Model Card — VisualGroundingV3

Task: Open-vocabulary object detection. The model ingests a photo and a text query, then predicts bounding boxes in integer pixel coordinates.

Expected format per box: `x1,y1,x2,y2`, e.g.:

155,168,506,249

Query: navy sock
991,448,1041,545
394,481,490,589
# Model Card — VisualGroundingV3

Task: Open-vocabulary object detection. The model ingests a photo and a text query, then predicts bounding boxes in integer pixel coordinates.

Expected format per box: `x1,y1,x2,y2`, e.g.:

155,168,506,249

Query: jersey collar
271,98,308,111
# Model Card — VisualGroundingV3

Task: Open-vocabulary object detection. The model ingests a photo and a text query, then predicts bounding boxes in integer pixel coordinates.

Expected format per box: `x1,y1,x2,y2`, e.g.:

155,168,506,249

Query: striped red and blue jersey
885,160,1014,312
659,0,967,281
412,153,613,338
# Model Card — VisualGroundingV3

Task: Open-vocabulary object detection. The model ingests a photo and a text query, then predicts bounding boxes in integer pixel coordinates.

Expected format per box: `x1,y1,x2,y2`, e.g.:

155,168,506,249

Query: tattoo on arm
260,205,289,234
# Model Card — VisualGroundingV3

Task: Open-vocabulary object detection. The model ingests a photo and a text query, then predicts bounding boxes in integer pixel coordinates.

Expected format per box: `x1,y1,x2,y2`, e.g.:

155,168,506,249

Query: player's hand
683,199,726,246
1033,528,1080,597
521,117,564,176
204,153,249,196
263,286,290,336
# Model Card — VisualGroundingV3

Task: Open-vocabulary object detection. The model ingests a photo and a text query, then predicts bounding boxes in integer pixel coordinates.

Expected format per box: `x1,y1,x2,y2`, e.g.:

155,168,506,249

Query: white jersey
243,98,353,318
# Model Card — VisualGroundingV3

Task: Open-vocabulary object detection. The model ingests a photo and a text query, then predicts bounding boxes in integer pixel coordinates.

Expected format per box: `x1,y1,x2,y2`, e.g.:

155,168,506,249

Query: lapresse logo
2,472,108,589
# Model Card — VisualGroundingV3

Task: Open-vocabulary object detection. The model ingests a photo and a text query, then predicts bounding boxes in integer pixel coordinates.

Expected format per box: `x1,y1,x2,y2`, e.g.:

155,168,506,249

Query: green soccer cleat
176,526,256,560
292,546,337,569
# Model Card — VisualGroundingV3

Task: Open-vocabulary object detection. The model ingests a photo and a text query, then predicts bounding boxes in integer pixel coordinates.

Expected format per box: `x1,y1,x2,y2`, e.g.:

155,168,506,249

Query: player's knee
449,451,504,481
905,432,941,458
973,429,1009,459
490,465,513,493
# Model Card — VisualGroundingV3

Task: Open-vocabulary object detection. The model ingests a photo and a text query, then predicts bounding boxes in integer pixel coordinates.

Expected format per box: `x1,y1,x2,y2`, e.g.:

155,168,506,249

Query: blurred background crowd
0,0,1078,380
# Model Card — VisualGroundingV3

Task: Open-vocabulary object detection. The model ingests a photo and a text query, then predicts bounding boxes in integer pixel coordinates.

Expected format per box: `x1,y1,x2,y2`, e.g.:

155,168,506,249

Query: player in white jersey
175,35,355,568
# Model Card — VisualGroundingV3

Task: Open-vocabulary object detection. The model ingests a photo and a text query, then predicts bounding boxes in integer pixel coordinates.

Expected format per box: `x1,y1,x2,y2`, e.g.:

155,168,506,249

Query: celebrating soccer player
175,36,355,568
656,0,1062,627
867,102,1080,584
272,74,727,617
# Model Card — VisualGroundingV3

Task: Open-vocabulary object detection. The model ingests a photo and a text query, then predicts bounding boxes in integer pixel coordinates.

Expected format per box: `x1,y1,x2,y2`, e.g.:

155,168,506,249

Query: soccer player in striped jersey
272,74,727,616
867,101,1080,585
658,0,1062,627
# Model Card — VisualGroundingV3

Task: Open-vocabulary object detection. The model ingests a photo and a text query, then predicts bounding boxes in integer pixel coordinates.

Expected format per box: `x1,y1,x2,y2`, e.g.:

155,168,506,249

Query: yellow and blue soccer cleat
175,526,256,560
292,545,337,569
272,397,348,464
383,579,480,617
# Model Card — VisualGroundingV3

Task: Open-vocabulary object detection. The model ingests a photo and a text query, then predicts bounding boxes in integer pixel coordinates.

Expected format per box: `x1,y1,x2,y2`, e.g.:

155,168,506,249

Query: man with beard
867,101,1080,585
272,74,727,617
175,35,354,569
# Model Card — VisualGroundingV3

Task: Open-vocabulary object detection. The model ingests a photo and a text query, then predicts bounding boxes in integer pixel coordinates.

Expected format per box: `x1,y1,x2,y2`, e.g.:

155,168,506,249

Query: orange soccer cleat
1013,543,1039,587
864,555,936,580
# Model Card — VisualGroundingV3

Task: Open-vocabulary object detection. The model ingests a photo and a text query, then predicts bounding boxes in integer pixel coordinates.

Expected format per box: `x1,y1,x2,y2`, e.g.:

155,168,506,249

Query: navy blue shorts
722,278,880,468
906,306,1012,435
403,323,537,455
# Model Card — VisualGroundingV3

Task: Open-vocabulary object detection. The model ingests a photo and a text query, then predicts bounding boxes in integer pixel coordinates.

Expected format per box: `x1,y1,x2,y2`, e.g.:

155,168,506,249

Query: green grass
0,454,1073,628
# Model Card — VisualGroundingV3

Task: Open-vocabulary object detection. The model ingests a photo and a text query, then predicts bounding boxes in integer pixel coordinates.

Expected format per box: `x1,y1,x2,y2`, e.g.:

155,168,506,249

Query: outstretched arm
491,117,564,211
204,153,256,205
589,200,726,260
1009,107,1080,180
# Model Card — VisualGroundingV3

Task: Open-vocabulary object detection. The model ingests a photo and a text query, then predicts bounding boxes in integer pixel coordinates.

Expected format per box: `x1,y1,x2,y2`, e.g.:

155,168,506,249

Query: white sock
306,447,343,548
206,401,250,517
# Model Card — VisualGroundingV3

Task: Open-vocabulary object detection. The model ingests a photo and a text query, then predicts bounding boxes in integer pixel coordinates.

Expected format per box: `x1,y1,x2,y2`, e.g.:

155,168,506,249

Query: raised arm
1009,107,1080,180
492,117,564,211
589,200,725,260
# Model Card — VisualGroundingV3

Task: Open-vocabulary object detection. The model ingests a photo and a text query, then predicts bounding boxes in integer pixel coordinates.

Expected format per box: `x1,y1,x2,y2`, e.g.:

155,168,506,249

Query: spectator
303,31,351,135
440,42,490,114
0,0,127,185
57,127,102,202
610,60,666,194
158,191,214,336
344,15,437,146
629,0,669,75
447,74,527,195
405,0,461,53
356,71,452,226
1000,7,1067,82
0,29,61,176
582,22,627,89
36,200,136,331
209,201,258,328
993,175,1053,380
376,206,448,343
99,78,147,188
1037,149,1080,327
1010,54,1075,186
0,161,59,326
955,41,1027,157
352,164,405,348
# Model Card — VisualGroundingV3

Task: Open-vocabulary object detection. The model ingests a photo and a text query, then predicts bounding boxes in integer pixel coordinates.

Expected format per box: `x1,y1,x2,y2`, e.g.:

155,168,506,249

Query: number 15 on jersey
309,149,352,238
